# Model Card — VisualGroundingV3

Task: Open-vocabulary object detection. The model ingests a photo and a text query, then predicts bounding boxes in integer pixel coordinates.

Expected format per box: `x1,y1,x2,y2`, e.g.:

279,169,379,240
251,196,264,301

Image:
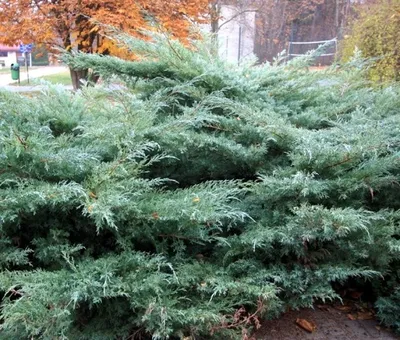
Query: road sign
17,56,25,64
18,44,33,84
19,43,33,54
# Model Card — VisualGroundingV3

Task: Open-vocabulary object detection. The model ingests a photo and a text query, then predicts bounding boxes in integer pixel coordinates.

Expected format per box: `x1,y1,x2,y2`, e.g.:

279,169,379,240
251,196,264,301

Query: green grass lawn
11,71,71,86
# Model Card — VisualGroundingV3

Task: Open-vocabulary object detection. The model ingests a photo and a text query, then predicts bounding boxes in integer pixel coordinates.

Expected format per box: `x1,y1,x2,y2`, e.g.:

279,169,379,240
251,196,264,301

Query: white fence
288,37,337,61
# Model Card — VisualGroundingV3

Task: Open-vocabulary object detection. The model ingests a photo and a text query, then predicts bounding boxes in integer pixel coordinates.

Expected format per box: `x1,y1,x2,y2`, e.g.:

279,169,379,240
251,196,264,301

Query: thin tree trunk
209,1,221,57
69,68,100,90
70,68,88,90
335,0,340,31
210,1,220,33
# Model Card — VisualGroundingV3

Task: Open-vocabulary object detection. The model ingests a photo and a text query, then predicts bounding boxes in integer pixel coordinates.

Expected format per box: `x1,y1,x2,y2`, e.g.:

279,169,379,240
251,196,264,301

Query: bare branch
217,8,260,31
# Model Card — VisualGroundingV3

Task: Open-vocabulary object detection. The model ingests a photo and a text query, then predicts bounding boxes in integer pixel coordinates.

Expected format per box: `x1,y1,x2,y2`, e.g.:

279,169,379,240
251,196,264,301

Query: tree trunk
70,68,88,90
210,1,220,33
70,68,101,90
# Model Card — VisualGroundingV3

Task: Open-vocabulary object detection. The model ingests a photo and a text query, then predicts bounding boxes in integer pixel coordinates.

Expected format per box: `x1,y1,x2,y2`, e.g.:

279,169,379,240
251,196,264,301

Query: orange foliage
0,0,210,56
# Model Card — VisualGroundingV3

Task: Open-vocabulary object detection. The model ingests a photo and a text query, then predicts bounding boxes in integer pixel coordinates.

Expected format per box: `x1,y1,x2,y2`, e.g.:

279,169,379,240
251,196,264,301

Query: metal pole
238,26,242,64
25,52,29,84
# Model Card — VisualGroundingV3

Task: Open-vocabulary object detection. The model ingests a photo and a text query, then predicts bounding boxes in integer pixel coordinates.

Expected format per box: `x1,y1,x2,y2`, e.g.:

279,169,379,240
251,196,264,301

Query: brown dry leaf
335,305,352,312
347,314,357,321
356,311,374,320
296,318,317,333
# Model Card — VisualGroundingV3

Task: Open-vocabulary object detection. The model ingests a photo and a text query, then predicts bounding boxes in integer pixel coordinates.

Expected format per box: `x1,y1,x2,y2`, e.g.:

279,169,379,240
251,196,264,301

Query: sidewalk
0,66,69,86
0,84,73,93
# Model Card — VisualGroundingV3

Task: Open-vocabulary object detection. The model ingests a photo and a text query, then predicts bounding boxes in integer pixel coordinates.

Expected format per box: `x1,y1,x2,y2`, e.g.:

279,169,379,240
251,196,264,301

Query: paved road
0,66,69,86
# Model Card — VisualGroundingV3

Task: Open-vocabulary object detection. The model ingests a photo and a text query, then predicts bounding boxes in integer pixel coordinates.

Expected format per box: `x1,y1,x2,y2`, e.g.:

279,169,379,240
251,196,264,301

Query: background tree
206,0,357,65
340,0,400,82
0,0,209,89
254,0,354,63
209,0,266,33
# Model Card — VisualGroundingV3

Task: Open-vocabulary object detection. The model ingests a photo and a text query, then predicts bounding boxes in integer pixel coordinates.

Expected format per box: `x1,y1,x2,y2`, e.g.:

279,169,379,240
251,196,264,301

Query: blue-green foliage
0,33,399,339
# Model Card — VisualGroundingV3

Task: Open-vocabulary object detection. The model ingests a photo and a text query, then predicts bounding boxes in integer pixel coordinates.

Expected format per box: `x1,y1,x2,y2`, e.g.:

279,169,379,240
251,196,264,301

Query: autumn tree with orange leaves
0,0,209,89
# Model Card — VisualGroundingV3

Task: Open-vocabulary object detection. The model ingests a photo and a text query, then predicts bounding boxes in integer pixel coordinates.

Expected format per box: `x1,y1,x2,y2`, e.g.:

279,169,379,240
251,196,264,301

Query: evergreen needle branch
203,124,231,132
158,233,204,242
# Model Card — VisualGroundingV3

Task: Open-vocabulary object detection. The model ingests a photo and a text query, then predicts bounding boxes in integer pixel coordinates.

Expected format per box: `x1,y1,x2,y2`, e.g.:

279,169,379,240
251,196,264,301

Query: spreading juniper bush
1,33,399,339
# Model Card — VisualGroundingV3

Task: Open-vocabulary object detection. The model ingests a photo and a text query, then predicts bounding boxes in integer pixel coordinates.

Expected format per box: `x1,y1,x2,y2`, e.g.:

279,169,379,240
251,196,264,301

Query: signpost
19,44,33,84
17,56,25,64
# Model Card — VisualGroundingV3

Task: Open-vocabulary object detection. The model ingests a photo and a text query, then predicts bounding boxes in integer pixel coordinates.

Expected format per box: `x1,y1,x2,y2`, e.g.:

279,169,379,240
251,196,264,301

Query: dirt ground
254,305,399,340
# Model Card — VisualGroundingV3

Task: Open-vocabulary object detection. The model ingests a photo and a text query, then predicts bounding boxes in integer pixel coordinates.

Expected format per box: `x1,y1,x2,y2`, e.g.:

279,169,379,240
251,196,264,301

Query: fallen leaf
296,318,317,333
152,212,159,220
347,314,356,321
335,305,352,312
357,311,374,320
192,197,200,203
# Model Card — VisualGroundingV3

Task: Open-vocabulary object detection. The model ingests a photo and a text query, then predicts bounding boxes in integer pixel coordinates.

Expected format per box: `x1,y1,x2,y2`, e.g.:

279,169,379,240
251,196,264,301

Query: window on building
0,51,8,57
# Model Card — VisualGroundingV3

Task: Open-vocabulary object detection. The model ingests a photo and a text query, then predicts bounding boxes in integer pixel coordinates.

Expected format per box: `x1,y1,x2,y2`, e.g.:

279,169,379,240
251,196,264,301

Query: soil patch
254,305,398,340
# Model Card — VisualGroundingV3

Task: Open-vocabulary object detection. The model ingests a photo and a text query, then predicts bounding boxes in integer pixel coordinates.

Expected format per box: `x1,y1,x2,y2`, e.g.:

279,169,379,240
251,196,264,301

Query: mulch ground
254,301,399,340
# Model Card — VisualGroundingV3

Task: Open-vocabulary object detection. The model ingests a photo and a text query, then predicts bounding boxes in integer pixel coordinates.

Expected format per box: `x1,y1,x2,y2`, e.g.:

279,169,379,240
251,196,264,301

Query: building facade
0,45,20,67
217,5,256,63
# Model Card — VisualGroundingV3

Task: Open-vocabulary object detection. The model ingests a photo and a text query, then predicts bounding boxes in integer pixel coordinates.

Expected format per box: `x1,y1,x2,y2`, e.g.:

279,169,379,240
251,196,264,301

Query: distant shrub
341,0,400,82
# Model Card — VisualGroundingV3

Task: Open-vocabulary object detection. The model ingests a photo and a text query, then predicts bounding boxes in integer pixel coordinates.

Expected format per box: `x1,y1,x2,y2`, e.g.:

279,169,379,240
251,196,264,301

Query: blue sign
19,43,33,53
